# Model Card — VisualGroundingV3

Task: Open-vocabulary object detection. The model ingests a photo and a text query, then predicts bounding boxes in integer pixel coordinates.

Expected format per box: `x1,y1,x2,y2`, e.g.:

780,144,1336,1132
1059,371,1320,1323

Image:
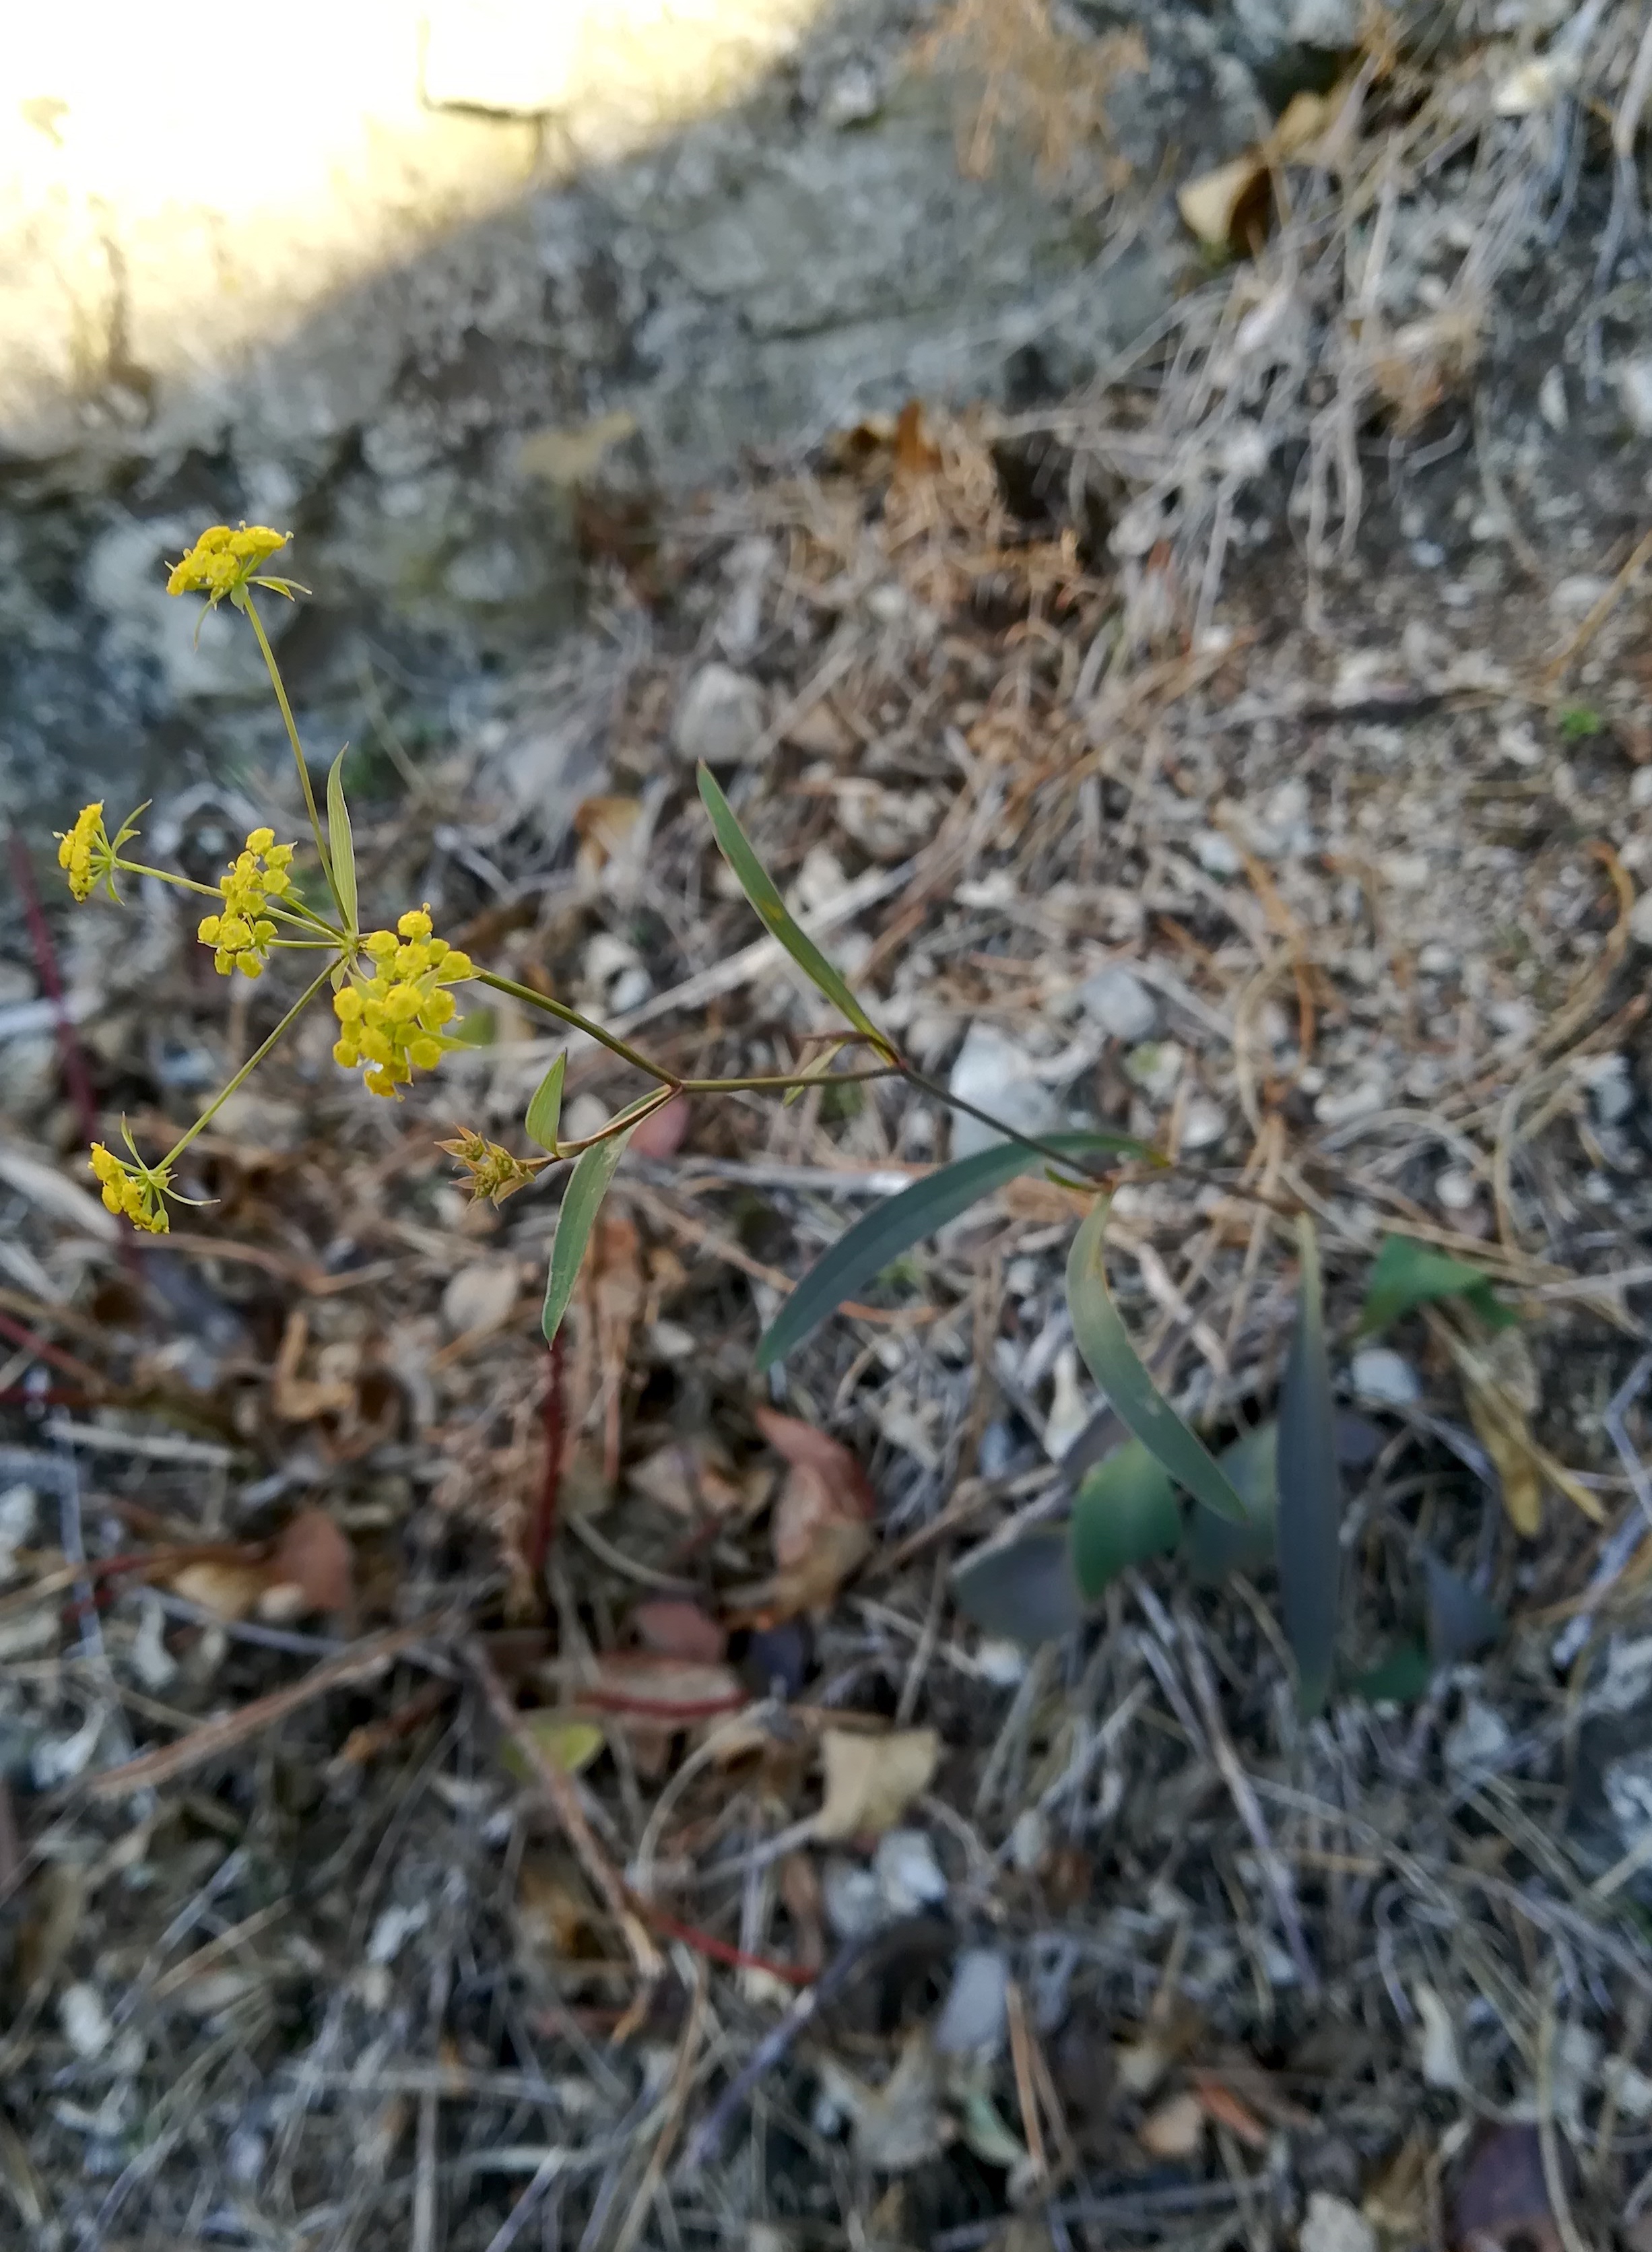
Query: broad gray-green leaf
1185,1420,1278,1584
524,1052,566,1155
1277,1216,1340,1718
1065,1201,1249,1525
951,1527,1086,1645
697,763,887,1051
1422,1549,1503,1663
325,746,356,933
541,1127,636,1344
1069,1439,1180,1599
756,1131,1149,1372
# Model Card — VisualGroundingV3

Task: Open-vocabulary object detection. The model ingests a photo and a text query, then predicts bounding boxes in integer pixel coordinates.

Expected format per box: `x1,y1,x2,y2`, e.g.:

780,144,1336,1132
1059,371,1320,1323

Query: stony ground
6,9,1652,2252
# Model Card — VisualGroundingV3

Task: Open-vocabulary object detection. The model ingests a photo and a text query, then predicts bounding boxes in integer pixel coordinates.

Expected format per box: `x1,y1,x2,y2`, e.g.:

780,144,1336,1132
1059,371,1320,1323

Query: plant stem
676,1067,897,1094
158,961,338,1171
240,592,347,927
116,859,346,941
899,1067,1128,1186
473,971,679,1082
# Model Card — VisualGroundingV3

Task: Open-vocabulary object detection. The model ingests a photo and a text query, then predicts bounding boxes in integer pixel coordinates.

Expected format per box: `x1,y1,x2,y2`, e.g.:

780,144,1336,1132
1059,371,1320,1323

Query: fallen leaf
1138,2090,1205,2160
1177,154,1266,252
1189,2073,1269,2150
1362,2133,1430,2241
572,793,644,875
1414,1982,1465,2090
820,2029,950,2171
271,1309,358,1423
630,1597,726,1663
814,1727,939,1841
263,1506,354,1616
170,1559,267,1623
517,407,638,487
564,1651,746,1725
628,1092,690,1160
894,398,942,479
1451,2123,1560,2252
628,1434,749,1519
1455,1328,1544,1538
755,1406,876,1615
500,1714,607,1794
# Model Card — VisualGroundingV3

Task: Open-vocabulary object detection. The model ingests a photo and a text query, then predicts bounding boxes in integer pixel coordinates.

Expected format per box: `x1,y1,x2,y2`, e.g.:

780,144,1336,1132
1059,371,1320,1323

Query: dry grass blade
1274,1217,1339,1718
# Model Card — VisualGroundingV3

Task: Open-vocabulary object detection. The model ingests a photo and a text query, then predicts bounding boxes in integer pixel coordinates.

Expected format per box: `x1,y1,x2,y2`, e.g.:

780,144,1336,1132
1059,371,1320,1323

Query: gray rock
947,1024,1063,1161
934,1948,1010,2057
672,663,766,767
1349,1347,1421,1409
1079,964,1158,1042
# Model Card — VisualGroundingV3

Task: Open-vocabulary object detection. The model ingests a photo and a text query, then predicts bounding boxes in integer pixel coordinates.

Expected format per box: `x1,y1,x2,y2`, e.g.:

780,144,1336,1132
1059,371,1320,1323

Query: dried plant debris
7,9,1652,2242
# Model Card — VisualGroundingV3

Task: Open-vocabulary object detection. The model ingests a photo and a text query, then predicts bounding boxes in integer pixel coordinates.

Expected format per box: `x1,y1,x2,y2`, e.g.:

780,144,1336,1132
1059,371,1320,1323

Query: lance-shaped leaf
1184,1420,1278,1585
1065,1201,1249,1525
1276,1216,1340,1717
952,1526,1086,1645
1069,1439,1181,1599
1358,1234,1513,1336
325,746,356,932
756,1131,1149,1371
525,1052,566,1155
697,762,888,1050
541,1126,636,1344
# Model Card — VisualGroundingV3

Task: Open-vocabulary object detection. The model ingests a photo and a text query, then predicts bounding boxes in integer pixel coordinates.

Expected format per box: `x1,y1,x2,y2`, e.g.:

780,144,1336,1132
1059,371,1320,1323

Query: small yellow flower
436,1126,541,1207
56,802,114,902
88,1142,172,1234
332,905,475,1097
165,523,302,609
197,828,296,976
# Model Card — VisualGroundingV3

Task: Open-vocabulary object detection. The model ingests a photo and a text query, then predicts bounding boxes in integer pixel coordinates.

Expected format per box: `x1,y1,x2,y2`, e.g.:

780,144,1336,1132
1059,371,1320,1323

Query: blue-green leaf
524,1052,566,1155
697,763,888,1051
756,1131,1150,1371
325,746,356,933
952,1526,1086,1645
1184,1420,1278,1584
1069,1438,1181,1598
1065,1201,1249,1525
541,1128,636,1344
1277,1216,1340,1718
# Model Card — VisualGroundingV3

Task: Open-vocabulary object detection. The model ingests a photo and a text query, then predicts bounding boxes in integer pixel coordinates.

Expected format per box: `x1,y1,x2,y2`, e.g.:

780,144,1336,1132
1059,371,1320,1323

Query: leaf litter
5,8,1652,2243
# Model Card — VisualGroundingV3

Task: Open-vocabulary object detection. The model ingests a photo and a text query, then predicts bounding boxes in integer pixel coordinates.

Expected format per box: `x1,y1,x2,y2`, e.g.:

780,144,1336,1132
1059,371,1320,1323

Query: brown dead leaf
1188,2073,1269,2150
271,1309,358,1422
565,1651,747,1726
1451,2123,1560,2252
814,1726,939,1841
170,1559,267,1623
754,1406,876,1616
894,398,942,479
262,1506,354,1616
630,1597,726,1664
1364,2133,1431,2242
1454,1327,1544,1537
572,793,644,875
1177,155,1266,253
628,1434,750,1519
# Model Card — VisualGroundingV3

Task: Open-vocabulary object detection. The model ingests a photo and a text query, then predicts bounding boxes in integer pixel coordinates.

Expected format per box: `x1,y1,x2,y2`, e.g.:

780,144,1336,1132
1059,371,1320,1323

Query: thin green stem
554,1083,679,1156
898,1067,1129,1186
115,858,345,942
676,1067,897,1094
240,591,346,927
158,961,339,1170
474,971,678,1084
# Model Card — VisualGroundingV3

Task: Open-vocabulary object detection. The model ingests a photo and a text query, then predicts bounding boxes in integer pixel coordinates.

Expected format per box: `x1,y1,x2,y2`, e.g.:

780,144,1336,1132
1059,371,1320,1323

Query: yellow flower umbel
436,1127,541,1207
333,908,474,1098
89,1142,172,1234
166,523,302,610
197,827,296,977
56,802,117,902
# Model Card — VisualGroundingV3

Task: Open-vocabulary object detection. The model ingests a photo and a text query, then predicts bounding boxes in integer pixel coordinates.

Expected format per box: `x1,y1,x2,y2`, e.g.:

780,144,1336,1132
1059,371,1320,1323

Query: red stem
7,830,99,1149
0,1310,105,1391
637,1902,815,1987
527,1329,565,1582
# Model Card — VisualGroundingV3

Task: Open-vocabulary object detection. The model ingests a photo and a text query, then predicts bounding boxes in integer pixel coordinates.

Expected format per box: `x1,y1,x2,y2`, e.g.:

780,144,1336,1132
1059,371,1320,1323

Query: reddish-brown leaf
756,1409,876,1616
569,1651,746,1723
1188,2074,1269,2151
1451,2124,1560,2252
628,1092,690,1160
630,1597,727,1664
264,1506,354,1615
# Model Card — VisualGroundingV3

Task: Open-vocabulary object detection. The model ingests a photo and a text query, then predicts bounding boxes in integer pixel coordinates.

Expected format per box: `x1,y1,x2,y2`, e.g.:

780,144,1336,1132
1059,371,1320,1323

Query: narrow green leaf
1358,1234,1513,1336
1065,1201,1249,1525
952,1526,1086,1645
697,763,887,1049
541,1127,636,1344
1069,1439,1181,1599
1277,1216,1341,1719
524,1052,566,1155
1184,1420,1278,1584
325,746,356,933
756,1131,1149,1371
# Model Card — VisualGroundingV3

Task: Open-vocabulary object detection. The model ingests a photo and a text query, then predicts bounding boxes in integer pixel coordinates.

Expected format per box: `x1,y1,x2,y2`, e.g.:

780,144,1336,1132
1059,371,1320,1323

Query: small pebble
874,1828,948,1915
820,1858,887,1940
1350,1347,1420,1408
1193,830,1242,878
1444,1698,1513,1779
934,1947,1010,2057
1078,964,1157,1042
59,1983,112,2061
672,662,766,766
1179,1096,1226,1152
1299,2192,1378,2252
1435,1166,1479,1212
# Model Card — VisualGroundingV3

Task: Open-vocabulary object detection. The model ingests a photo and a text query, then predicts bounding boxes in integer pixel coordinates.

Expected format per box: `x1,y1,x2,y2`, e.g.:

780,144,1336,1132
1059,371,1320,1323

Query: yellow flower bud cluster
166,523,290,605
197,827,296,977
333,908,474,1098
56,802,115,902
89,1144,171,1233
